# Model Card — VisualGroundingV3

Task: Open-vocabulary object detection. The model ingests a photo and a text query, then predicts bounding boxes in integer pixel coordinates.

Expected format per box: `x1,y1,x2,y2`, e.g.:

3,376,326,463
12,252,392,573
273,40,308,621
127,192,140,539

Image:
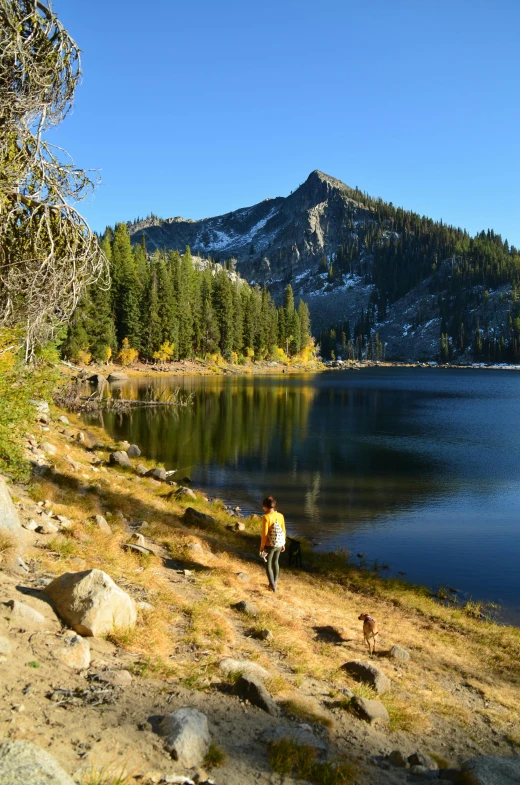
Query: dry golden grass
23,410,520,752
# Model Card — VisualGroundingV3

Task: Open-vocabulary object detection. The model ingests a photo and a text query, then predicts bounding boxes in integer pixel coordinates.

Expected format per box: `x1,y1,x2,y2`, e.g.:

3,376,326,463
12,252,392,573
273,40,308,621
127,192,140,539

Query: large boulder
88,373,107,386
343,660,391,694
157,708,211,767
234,674,279,716
461,756,520,785
109,451,131,468
0,478,25,557
183,507,215,528
43,569,137,637
0,740,75,785
146,467,167,481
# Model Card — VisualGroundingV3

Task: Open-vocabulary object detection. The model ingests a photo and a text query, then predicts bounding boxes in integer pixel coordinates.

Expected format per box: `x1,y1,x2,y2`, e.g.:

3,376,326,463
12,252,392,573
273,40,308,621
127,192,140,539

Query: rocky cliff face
127,171,514,362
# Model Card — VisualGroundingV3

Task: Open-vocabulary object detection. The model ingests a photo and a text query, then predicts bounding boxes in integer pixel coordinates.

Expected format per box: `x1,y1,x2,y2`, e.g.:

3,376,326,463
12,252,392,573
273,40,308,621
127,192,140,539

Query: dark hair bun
262,496,276,509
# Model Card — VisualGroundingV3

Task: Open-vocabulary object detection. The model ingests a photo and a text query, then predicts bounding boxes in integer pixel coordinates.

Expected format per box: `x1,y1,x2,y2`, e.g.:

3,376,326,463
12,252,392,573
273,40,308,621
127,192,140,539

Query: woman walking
259,496,286,593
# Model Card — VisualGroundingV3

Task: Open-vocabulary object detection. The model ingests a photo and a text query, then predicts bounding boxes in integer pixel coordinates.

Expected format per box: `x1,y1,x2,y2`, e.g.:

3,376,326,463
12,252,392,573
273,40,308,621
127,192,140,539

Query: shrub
117,338,139,366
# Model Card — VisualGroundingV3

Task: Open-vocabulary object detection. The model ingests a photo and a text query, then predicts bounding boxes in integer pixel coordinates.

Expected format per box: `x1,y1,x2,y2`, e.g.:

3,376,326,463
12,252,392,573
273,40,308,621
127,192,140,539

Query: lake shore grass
14,404,520,769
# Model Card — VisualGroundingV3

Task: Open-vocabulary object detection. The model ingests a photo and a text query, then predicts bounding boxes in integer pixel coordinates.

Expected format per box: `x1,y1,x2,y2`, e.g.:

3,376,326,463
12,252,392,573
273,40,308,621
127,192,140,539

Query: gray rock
461,756,520,785
124,543,154,555
183,507,215,528
39,413,50,424
135,463,149,476
158,708,211,767
92,514,111,533
23,519,38,531
234,673,279,716
343,660,391,694
0,479,25,556
260,725,327,752
31,399,49,414
146,467,167,481
256,628,274,641
352,696,389,725
409,753,438,771
107,372,129,382
233,520,246,531
52,631,91,670
38,521,59,534
43,569,137,637
234,600,259,617
88,373,107,385
177,487,197,501
236,572,250,582
109,451,132,468
219,658,269,679
127,444,141,458
6,600,46,629
58,415,70,425
390,644,410,661
0,739,75,784
388,750,408,768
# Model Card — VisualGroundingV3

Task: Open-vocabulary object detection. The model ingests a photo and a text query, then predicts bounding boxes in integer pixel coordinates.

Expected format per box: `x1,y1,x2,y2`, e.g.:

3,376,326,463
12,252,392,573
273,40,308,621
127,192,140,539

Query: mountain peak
304,169,350,191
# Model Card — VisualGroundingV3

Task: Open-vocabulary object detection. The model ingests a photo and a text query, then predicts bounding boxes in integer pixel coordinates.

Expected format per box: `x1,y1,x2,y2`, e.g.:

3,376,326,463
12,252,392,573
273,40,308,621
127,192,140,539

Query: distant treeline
320,189,520,362
62,224,312,364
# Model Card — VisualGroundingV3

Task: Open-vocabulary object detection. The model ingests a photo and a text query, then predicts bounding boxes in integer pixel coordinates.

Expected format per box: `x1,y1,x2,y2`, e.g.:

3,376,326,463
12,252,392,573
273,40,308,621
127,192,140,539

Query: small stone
183,507,215,527
233,521,245,532
6,600,46,629
409,765,439,778
109,451,131,468
131,533,145,546
135,464,148,476
76,431,85,443
53,631,91,670
388,750,408,768
352,696,389,725
58,415,70,425
219,658,269,679
138,601,154,611
127,444,141,457
234,674,279,716
236,572,250,582
95,669,132,686
256,629,274,642
260,725,327,752
38,522,59,534
234,600,259,617
92,515,111,533
390,644,410,662
343,660,391,694
39,442,57,456
146,467,167,481
157,708,211,768
176,487,197,501
408,753,438,771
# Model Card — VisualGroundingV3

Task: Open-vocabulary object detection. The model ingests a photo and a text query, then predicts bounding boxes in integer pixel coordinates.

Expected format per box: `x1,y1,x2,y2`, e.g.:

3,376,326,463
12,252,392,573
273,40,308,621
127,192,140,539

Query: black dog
287,537,302,568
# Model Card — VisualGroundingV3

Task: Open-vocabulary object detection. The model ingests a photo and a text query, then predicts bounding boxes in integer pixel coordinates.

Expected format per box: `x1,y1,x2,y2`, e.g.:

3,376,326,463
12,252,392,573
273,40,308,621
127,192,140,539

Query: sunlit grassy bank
20,407,520,765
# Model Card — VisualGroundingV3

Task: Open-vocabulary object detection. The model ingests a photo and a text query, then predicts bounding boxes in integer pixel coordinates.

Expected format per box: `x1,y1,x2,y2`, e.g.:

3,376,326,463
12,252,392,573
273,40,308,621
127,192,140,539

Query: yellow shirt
260,510,286,550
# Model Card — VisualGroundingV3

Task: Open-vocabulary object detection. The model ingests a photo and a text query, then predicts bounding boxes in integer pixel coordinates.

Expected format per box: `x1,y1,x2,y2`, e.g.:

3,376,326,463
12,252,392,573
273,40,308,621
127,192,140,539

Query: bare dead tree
0,0,109,358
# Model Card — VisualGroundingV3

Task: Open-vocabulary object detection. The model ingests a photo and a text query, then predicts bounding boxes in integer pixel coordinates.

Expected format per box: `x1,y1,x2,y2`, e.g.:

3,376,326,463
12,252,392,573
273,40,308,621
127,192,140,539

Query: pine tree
111,223,142,350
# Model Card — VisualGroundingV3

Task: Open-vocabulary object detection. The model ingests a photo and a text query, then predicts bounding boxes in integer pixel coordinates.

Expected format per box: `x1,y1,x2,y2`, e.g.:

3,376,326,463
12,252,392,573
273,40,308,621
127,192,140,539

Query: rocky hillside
0,398,519,783
128,171,520,363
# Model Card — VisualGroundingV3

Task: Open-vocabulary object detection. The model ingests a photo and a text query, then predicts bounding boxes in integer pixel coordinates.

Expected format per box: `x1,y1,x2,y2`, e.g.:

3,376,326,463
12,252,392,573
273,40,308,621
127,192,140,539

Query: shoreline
1,403,519,781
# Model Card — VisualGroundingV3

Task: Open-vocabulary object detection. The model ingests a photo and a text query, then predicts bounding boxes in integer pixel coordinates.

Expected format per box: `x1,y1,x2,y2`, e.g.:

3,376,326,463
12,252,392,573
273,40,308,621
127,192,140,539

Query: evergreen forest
62,224,312,365
318,190,520,362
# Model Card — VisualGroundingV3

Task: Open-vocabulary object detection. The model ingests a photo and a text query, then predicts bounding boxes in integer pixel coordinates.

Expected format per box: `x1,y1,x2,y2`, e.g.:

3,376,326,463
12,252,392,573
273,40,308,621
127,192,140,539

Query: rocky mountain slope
127,171,519,362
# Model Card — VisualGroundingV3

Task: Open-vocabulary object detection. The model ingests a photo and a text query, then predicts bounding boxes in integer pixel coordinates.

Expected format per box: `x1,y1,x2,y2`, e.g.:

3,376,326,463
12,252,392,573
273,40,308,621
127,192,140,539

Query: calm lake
88,368,520,624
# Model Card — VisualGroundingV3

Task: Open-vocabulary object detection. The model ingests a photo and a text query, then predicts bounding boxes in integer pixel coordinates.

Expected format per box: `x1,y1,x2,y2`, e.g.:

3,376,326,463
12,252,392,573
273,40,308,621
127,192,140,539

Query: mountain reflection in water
85,368,520,624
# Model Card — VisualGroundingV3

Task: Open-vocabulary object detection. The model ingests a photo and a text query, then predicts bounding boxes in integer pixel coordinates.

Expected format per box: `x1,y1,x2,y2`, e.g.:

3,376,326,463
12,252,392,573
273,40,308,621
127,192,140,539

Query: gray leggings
266,547,282,588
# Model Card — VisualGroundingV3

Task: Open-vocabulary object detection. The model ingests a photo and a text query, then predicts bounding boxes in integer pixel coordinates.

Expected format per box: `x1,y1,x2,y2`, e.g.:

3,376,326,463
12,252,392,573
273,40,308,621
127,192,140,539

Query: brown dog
358,612,378,654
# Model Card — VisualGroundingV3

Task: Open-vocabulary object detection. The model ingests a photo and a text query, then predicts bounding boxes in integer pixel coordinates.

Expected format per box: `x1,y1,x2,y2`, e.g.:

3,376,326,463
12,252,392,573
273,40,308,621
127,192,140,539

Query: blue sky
51,0,520,245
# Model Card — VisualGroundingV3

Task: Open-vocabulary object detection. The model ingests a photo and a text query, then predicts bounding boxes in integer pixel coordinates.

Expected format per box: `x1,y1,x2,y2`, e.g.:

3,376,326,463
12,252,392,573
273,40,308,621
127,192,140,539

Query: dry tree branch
0,0,109,355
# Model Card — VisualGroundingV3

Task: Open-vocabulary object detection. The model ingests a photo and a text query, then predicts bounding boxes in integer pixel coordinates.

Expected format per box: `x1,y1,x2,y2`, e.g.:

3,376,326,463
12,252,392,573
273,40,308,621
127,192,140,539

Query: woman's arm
260,515,268,551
